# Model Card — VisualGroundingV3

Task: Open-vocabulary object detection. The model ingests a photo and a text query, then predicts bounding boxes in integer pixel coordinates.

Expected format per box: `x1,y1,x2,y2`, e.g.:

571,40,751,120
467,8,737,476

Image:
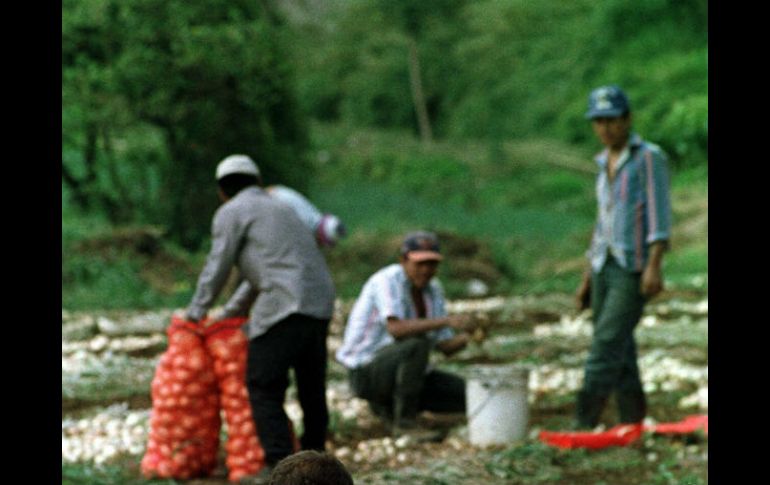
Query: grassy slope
306,123,707,299
62,124,707,309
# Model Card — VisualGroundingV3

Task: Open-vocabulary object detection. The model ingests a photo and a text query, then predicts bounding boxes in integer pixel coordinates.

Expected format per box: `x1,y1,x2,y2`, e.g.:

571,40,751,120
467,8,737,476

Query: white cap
216,154,260,180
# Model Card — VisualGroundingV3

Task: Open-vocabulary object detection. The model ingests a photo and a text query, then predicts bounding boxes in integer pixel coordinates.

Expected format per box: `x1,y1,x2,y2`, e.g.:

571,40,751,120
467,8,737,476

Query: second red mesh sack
204,318,267,482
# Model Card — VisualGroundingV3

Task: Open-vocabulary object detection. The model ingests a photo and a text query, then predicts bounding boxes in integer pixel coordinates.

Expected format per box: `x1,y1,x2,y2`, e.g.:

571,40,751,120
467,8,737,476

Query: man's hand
387,314,477,340
204,308,227,327
446,314,478,333
436,332,471,356
641,241,667,299
172,309,199,323
640,265,664,299
575,271,592,311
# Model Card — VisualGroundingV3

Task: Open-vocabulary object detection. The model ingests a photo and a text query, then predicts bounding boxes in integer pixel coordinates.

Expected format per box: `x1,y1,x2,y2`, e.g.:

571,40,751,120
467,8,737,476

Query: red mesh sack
141,318,221,480
204,318,300,483
204,318,265,482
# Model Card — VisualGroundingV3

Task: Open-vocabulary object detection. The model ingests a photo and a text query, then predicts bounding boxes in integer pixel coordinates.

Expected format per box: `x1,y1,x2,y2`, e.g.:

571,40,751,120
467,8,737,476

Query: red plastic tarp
539,414,708,450
540,423,644,449
645,414,708,436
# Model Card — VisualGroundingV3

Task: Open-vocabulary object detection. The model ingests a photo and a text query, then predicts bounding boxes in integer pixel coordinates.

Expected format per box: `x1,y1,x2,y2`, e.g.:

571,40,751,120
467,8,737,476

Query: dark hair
217,173,259,198
268,451,354,485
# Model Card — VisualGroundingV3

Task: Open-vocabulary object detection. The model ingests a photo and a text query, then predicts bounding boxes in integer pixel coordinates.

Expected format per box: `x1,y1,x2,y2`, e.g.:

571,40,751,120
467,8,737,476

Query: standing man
184,154,336,483
574,86,672,429
336,231,477,437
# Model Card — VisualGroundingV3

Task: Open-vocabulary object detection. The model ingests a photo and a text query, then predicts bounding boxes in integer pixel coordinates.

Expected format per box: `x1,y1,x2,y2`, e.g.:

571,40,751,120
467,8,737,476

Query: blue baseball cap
585,85,631,119
400,231,443,262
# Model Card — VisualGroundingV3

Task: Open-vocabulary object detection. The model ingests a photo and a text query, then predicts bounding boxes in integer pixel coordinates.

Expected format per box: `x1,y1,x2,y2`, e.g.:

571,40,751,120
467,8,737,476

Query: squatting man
336,231,481,438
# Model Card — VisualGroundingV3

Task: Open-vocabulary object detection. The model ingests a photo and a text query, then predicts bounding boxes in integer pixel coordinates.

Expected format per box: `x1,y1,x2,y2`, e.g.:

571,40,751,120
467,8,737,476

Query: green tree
288,0,468,140
285,0,707,166
62,0,311,249
62,0,143,222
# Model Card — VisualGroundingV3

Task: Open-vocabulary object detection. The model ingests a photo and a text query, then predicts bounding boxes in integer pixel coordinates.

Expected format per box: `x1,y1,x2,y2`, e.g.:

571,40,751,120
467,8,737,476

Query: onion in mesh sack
141,318,221,480
204,318,271,482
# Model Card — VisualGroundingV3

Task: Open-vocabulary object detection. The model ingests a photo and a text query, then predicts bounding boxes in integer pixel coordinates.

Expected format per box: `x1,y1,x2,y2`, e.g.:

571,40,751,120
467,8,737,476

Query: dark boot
617,391,646,424
391,398,444,443
393,392,421,430
574,390,609,429
368,400,394,427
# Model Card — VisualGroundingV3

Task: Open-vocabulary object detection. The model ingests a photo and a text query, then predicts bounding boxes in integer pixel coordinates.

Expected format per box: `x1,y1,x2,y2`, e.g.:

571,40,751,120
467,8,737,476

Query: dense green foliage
63,0,311,249
62,0,708,309
289,0,707,165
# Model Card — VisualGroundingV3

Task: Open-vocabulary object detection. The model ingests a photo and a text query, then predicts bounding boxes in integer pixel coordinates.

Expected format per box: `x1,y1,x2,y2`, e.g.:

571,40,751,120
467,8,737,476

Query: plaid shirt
589,133,672,273
336,264,455,369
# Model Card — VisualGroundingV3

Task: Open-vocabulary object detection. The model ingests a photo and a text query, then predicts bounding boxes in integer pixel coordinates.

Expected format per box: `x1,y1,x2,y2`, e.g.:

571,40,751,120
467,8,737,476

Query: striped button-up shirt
336,264,455,369
589,133,672,273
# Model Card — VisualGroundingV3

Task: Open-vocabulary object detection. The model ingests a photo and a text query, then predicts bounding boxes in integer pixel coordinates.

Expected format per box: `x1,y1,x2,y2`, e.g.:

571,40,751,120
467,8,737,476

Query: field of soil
62,288,708,484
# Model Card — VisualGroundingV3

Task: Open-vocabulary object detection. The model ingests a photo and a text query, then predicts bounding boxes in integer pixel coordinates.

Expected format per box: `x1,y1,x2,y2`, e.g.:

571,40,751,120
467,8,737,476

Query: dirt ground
62,291,708,485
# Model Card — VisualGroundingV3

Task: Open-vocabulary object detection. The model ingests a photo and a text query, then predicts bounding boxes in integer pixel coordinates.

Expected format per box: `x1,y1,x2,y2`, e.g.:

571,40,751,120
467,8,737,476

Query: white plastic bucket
466,365,530,446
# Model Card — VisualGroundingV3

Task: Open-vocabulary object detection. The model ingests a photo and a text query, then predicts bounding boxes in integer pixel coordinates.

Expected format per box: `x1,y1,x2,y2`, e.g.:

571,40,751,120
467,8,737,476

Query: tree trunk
101,126,134,223
407,36,432,144
61,124,99,211
61,162,91,211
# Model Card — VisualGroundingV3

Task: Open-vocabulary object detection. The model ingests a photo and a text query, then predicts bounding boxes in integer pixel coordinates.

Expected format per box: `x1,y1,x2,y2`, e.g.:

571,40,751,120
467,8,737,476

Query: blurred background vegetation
62,0,708,309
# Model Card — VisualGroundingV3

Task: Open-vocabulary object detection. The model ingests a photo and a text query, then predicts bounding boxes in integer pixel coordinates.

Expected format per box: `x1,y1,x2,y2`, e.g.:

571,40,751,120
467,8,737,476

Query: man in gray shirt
185,154,336,481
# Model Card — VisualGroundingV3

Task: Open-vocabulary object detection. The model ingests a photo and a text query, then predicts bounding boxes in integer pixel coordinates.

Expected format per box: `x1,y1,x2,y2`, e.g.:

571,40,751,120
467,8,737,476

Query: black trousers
246,313,330,464
349,336,466,425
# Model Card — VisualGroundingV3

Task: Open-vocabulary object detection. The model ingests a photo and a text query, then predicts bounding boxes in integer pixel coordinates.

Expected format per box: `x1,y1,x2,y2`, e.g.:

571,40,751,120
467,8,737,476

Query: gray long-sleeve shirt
186,186,336,339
